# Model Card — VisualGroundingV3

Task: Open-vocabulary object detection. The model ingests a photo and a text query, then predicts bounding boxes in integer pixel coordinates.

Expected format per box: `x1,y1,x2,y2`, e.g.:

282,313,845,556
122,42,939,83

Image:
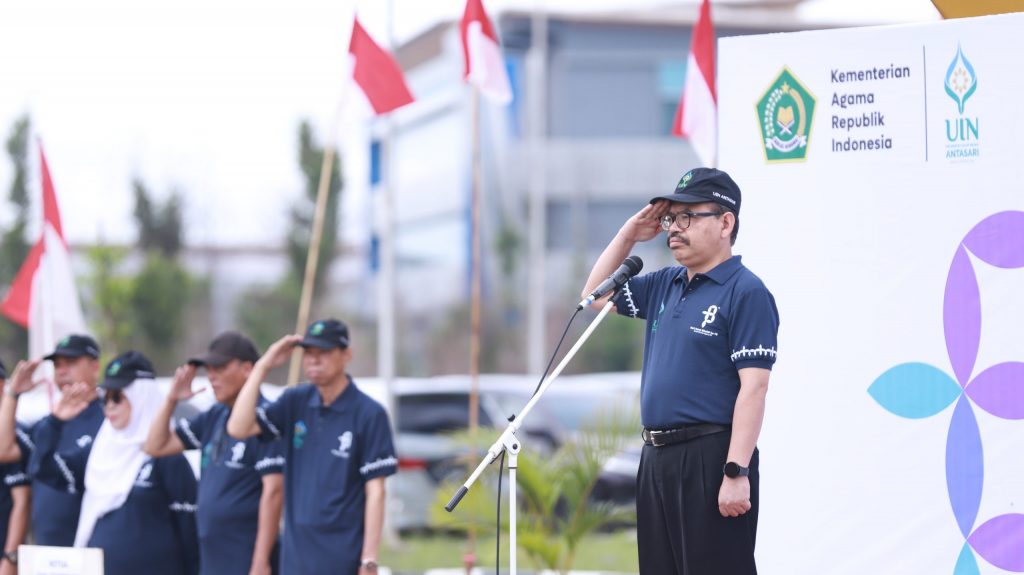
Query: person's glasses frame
660,209,724,231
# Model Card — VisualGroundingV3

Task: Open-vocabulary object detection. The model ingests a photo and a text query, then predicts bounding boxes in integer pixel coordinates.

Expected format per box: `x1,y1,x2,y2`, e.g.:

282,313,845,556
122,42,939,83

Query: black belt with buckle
642,423,731,447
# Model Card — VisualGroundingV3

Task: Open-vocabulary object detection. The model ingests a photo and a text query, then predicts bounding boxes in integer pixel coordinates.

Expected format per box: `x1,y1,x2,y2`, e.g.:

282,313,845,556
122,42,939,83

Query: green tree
237,120,344,347
84,245,135,355
0,115,32,360
133,178,184,258
286,121,343,290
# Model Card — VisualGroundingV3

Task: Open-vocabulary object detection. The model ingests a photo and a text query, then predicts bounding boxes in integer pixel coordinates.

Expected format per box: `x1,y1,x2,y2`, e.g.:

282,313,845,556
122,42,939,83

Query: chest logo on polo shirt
226,442,246,468
293,421,308,449
76,435,93,448
690,304,722,337
331,431,353,458
135,462,154,488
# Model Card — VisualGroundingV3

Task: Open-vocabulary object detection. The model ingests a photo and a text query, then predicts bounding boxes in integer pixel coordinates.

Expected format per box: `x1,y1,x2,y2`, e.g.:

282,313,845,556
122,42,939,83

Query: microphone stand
444,299,617,575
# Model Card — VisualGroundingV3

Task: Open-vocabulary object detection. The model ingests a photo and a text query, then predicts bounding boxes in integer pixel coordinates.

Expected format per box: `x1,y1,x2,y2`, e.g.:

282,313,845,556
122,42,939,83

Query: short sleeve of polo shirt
358,404,397,482
174,409,212,451
2,461,29,489
256,387,298,443
252,417,286,477
728,284,780,370
613,268,674,320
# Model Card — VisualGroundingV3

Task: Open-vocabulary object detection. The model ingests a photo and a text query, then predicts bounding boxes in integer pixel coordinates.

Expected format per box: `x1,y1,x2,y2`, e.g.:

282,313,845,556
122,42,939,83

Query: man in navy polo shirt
582,167,779,575
227,319,396,575
0,334,106,546
144,331,285,575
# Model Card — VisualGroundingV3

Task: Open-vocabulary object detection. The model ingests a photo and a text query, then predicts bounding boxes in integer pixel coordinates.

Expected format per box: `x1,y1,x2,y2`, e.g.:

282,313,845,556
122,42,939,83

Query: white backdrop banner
718,13,1024,575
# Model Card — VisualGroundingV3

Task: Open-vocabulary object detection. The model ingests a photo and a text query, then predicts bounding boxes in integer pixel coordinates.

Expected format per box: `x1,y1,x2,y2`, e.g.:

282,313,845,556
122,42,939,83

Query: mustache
667,233,689,247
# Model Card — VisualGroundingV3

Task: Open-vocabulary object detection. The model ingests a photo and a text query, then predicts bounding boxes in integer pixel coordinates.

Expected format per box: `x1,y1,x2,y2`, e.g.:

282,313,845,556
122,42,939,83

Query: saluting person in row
228,319,397,575
31,351,200,575
0,335,105,547
145,332,285,575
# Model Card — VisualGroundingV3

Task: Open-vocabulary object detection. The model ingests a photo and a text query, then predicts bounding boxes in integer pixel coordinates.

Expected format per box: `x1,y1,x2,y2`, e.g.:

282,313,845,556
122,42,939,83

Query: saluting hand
168,364,203,402
7,359,44,397
718,475,752,518
256,334,304,371
622,200,670,243
54,382,94,422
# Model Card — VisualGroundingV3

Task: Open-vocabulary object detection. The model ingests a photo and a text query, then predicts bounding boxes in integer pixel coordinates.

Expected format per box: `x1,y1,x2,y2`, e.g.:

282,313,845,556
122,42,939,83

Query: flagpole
287,94,347,387
526,5,548,376
464,84,483,574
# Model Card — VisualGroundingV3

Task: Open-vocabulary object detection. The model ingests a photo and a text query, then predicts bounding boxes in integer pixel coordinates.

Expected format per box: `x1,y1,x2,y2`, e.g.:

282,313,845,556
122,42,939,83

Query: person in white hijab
30,351,199,575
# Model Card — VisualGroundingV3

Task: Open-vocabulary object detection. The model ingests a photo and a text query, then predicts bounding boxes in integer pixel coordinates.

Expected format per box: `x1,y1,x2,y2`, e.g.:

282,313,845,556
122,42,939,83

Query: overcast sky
0,0,940,247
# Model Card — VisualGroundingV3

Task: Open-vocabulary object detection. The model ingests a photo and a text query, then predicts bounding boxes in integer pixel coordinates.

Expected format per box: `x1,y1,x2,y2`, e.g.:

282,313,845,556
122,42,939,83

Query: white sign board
18,545,104,575
718,13,1024,575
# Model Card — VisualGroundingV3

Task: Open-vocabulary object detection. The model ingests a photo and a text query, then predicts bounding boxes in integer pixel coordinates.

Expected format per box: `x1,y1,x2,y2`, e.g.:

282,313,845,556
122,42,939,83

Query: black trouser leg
636,432,759,575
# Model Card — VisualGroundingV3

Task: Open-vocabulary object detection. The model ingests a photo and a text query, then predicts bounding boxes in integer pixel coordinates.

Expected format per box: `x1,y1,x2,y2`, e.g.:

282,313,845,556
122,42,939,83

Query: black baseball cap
188,331,260,367
43,334,101,362
650,167,742,215
0,359,6,380
101,351,156,390
298,319,350,350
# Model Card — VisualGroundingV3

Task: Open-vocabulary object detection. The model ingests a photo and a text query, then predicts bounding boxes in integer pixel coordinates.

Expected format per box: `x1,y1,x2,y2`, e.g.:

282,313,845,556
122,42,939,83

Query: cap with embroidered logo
649,167,742,215
43,334,101,362
298,319,350,350
101,351,156,390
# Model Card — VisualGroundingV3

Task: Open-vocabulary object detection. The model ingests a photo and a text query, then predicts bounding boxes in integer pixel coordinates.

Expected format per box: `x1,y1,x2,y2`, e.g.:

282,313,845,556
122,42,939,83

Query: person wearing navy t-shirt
0,360,30,574
0,335,106,547
144,331,285,575
228,319,397,575
582,167,779,575
31,351,200,575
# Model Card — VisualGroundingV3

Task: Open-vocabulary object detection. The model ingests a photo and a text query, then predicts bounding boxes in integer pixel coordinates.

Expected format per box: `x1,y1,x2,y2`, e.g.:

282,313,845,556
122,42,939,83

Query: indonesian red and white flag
348,17,415,116
1,145,87,361
460,0,512,104
672,0,717,167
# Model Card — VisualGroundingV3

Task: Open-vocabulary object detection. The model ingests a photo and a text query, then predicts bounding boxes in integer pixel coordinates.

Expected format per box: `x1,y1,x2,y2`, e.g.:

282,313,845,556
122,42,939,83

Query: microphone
577,255,643,310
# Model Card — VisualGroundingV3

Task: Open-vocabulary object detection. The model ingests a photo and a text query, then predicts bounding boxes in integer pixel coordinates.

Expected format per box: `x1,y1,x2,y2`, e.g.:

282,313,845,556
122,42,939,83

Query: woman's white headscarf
74,378,167,547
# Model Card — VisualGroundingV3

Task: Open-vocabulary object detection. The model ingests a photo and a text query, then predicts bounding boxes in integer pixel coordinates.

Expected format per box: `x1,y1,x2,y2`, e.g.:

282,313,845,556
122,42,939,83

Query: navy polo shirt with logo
614,256,780,429
174,395,285,575
255,378,396,575
22,399,105,546
29,417,200,575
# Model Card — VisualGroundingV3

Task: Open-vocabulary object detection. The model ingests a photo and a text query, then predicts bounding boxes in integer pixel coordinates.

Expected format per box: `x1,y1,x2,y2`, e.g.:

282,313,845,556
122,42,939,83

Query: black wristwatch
360,559,378,571
723,461,749,478
3,550,16,565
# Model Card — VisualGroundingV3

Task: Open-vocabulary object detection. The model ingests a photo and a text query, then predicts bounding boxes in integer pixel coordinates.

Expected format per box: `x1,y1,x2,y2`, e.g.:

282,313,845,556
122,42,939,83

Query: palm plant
431,401,639,574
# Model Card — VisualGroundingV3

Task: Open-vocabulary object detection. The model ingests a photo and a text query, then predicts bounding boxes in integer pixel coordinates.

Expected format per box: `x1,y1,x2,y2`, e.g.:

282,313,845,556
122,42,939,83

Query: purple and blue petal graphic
944,245,981,387
962,211,1024,268
954,543,981,575
968,514,1024,572
946,397,983,538
868,363,962,419
873,211,1024,573
965,362,1024,419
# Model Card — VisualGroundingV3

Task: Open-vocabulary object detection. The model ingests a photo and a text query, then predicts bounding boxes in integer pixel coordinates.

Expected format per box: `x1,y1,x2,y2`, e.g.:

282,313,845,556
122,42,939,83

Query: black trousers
636,430,759,575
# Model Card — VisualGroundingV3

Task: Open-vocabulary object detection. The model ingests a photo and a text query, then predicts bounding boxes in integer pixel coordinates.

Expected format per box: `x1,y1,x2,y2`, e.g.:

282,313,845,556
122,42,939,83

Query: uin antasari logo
756,67,816,163
869,211,1024,573
943,44,980,161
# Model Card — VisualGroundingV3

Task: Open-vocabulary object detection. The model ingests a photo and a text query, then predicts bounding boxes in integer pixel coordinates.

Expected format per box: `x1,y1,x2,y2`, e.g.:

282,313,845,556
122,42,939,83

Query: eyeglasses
660,210,723,231
103,389,125,405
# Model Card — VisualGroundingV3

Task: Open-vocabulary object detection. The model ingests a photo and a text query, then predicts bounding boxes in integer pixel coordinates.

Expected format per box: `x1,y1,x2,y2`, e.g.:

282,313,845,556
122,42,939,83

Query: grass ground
381,530,639,573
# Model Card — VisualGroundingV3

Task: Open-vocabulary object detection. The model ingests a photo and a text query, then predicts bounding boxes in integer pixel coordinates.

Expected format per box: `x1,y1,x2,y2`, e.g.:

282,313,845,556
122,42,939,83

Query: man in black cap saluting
227,319,396,575
0,334,106,546
144,331,285,575
581,168,780,575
